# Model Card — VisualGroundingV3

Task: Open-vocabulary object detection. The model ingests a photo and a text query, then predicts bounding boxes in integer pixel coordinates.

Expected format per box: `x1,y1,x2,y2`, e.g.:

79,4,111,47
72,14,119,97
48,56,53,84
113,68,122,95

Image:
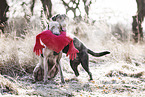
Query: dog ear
52,16,56,21
52,14,61,21
56,14,60,18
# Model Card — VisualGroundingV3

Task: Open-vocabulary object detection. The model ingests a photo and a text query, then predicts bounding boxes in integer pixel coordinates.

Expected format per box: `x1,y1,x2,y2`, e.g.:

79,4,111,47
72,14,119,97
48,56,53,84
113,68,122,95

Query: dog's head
49,21,60,35
52,14,67,31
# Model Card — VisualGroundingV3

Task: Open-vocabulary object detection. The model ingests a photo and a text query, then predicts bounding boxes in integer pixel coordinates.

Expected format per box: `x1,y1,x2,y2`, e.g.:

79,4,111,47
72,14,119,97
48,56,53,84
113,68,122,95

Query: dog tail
87,49,110,57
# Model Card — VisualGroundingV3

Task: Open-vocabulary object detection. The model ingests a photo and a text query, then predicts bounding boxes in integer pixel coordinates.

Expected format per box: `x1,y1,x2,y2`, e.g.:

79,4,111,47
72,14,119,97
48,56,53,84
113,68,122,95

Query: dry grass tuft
0,75,19,95
106,70,144,78
0,18,42,76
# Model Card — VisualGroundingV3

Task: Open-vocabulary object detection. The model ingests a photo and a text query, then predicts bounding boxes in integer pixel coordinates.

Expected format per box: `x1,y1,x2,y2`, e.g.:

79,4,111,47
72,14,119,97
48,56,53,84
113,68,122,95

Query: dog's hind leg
33,56,43,81
80,53,93,80
70,60,80,77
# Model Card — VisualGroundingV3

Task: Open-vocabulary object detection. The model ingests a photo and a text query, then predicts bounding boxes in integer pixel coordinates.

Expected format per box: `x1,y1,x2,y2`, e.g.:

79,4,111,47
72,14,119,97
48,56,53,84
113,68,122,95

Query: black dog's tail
87,49,110,57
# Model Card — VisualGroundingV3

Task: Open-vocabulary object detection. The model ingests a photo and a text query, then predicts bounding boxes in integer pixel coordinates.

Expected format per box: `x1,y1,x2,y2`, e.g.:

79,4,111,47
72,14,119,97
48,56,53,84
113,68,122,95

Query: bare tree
82,0,92,17
61,0,81,18
61,0,92,18
0,0,9,33
132,0,145,42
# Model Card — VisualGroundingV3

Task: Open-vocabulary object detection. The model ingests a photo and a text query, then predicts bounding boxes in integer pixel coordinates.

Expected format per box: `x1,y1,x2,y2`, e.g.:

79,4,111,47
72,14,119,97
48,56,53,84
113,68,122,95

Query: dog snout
52,28,60,35
53,32,60,35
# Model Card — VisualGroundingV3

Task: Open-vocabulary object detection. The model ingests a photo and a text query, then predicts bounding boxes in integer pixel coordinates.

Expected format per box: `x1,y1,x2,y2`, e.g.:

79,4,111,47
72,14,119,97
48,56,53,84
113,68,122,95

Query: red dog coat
33,30,79,60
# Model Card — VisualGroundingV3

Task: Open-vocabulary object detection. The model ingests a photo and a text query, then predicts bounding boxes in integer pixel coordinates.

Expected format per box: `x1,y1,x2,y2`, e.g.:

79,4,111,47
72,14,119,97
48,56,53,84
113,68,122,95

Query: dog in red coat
33,21,65,83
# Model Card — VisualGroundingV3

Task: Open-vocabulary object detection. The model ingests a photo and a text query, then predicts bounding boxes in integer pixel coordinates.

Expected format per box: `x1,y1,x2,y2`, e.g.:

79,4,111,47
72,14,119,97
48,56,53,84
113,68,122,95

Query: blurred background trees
0,0,145,43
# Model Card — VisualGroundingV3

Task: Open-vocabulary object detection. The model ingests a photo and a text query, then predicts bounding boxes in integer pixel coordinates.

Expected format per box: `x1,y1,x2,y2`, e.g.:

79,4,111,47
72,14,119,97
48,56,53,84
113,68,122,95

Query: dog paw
43,80,48,84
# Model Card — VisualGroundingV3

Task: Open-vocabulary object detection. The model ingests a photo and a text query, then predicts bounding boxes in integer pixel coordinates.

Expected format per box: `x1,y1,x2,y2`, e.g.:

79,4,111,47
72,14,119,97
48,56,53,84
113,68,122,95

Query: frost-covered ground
1,58,145,97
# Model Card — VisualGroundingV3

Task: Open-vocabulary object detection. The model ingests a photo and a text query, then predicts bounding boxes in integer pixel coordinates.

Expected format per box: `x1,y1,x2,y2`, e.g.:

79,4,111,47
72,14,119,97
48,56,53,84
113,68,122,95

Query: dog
49,14,110,80
33,21,65,83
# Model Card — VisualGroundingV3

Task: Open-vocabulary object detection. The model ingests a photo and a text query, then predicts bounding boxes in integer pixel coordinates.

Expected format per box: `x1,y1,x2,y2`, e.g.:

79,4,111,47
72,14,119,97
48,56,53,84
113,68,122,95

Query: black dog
50,14,110,80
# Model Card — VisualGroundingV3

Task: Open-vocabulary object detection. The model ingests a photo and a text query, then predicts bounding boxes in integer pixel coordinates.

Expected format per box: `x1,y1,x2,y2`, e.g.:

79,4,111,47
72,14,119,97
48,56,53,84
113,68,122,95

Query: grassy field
0,16,145,97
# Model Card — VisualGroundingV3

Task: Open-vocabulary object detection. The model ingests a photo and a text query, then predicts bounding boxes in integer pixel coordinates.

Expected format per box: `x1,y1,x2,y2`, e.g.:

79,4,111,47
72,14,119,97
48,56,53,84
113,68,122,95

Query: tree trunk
132,15,139,42
40,0,52,19
0,0,9,33
132,0,145,42
31,0,52,19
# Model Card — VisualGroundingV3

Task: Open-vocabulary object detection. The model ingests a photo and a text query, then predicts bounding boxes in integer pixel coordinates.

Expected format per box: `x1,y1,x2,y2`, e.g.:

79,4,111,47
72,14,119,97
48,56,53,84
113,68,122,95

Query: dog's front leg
44,56,48,84
58,62,65,83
